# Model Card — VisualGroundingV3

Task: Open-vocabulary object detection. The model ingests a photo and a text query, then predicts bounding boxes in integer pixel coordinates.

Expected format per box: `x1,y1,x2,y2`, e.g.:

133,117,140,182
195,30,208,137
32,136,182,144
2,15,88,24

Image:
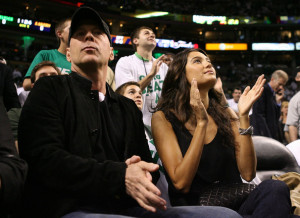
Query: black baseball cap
68,6,112,45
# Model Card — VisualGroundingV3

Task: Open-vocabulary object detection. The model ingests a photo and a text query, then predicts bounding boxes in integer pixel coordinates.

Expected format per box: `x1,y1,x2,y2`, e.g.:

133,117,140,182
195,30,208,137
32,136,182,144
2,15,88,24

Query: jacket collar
70,71,118,101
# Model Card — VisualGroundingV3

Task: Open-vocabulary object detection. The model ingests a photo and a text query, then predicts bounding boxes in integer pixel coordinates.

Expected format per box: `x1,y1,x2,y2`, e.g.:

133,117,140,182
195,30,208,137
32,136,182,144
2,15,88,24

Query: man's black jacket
0,98,27,217
0,63,20,111
251,84,281,141
18,72,158,218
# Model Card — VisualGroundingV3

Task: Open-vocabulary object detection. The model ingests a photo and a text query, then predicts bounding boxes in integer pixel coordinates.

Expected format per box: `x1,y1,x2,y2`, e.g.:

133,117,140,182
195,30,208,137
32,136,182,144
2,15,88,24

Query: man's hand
125,156,152,180
138,55,165,91
149,55,165,77
125,161,167,212
125,155,141,166
276,88,285,104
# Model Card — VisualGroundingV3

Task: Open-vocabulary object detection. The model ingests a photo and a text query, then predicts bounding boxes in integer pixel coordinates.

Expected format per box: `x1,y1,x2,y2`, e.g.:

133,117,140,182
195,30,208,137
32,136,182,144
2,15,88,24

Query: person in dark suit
0,62,21,111
251,70,288,141
0,97,27,217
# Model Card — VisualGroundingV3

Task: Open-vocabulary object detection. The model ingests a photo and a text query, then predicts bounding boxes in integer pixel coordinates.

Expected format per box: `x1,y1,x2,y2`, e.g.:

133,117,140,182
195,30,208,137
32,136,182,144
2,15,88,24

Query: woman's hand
238,74,266,116
214,77,223,93
190,78,208,124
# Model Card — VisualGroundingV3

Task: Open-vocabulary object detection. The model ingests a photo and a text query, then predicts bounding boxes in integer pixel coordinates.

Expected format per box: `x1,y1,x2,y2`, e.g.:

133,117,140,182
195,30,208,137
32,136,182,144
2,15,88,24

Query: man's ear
56,29,63,39
31,83,34,89
66,47,71,62
133,38,139,46
109,47,114,61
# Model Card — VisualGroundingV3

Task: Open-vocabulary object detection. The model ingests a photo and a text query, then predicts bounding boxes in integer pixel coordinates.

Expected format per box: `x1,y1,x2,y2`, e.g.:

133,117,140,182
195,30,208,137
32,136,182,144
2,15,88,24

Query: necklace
142,58,148,76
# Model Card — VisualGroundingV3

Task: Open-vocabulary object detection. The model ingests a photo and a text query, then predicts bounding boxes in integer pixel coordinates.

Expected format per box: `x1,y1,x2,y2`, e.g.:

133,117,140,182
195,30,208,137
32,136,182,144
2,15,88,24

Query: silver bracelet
239,126,254,135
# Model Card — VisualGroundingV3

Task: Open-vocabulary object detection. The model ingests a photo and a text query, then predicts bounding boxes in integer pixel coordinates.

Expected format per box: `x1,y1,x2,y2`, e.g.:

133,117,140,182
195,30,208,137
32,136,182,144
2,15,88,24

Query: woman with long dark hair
152,48,296,217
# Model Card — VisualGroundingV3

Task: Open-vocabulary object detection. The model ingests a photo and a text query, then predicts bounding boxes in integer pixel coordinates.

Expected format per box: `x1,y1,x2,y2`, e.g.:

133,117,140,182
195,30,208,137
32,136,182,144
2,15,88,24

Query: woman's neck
282,114,287,124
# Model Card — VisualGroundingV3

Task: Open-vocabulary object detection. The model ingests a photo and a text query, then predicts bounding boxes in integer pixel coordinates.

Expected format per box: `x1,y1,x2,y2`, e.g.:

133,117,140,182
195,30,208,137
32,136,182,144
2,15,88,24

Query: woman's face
185,51,216,88
281,105,288,115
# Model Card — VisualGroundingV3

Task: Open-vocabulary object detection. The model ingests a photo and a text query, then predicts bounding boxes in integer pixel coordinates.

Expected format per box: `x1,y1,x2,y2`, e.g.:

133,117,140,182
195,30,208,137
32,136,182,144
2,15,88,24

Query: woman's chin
208,77,217,87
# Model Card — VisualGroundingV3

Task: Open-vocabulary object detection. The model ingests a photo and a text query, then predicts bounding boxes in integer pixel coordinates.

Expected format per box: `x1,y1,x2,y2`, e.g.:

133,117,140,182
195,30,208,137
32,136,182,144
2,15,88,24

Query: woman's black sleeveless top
165,113,242,206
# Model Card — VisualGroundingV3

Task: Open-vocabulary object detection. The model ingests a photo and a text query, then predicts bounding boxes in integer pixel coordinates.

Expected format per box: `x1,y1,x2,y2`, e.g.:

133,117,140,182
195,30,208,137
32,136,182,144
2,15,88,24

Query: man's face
295,72,300,82
67,20,112,71
123,85,143,110
134,28,156,49
162,54,173,67
272,77,287,92
35,66,59,82
232,89,241,103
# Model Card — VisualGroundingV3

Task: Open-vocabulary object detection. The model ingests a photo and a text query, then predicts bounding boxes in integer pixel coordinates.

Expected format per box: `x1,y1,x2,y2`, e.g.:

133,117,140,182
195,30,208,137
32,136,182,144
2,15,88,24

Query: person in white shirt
115,26,168,127
227,87,242,114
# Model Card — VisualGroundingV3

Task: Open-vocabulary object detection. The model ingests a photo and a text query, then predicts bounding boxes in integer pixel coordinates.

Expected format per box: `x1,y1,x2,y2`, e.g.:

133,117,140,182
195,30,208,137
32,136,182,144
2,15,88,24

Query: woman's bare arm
152,111,207,193
233,75,266,181
151,79,208,193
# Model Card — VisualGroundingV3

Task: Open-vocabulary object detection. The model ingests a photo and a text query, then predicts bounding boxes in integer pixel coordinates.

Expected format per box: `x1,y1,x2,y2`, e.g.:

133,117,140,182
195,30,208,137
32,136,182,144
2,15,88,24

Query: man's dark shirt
0,98,27,217
0,63,20,111
251,84,281,141
18,72,158,218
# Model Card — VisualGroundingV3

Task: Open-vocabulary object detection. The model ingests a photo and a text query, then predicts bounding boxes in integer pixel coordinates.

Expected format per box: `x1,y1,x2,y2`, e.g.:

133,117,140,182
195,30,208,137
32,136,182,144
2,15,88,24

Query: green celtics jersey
25,49,71,77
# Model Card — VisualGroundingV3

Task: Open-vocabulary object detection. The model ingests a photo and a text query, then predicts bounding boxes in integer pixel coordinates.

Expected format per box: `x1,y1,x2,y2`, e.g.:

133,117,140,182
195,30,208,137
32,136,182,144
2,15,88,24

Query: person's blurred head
130,26,156,52
116,82,143,110
294,66,300,82
30,61,60,85
162,53,175,67
55,17,71,46
232,88,242,103
269,70,288,92
0,56,7,65
281,101,289,116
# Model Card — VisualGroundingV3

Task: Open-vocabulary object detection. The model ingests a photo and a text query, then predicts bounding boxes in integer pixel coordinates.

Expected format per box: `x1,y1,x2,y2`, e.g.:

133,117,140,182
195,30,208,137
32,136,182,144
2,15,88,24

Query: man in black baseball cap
19,6,242,218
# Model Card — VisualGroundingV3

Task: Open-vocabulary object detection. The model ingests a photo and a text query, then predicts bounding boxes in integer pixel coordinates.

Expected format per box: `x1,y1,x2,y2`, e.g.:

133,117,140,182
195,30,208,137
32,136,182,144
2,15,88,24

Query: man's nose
85,31,94,41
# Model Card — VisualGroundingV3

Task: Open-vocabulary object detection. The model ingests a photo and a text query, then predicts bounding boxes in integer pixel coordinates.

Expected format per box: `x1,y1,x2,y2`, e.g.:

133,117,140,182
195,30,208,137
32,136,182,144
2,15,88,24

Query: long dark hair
156,48,236,147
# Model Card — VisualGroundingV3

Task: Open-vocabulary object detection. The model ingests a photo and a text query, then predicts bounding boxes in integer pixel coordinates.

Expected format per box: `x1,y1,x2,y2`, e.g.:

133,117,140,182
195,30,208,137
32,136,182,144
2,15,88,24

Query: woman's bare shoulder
152,111,172,127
